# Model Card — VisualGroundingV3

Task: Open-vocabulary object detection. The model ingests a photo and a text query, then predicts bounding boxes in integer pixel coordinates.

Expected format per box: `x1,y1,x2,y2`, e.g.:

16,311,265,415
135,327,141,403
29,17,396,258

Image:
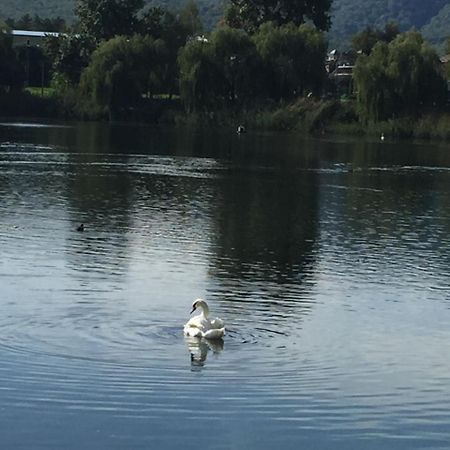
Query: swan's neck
198,302,209,318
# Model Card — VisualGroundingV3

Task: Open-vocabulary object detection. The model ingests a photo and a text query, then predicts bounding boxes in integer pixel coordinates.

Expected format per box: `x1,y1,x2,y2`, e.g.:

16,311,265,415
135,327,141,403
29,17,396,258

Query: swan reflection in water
185,336,224,369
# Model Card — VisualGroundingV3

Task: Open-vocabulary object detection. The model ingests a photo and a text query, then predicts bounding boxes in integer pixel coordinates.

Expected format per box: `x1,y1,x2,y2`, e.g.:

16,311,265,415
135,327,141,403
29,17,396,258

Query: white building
11,29,60,47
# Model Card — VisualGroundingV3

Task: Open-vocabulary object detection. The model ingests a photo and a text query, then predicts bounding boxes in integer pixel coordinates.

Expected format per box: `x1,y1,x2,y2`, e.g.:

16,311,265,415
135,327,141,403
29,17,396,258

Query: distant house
331,64,354,78
329,64,355,96
11,29,60,47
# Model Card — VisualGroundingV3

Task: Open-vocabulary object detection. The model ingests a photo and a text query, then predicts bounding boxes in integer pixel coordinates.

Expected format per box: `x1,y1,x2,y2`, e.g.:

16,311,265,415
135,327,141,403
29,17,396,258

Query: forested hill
1,0,450,50
330,0,450,49
0,0,224,29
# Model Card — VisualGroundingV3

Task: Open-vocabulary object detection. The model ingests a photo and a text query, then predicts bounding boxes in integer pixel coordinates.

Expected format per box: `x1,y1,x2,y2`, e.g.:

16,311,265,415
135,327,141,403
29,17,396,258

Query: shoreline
3,91,450,142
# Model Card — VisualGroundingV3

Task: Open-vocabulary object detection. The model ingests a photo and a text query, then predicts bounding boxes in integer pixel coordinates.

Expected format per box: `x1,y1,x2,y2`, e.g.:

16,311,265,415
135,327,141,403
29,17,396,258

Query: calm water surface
1,121,450,449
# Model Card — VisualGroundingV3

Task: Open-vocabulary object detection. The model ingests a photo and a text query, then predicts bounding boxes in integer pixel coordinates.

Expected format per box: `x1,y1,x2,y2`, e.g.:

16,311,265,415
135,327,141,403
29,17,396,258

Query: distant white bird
183,299,225,340
380,133,385,141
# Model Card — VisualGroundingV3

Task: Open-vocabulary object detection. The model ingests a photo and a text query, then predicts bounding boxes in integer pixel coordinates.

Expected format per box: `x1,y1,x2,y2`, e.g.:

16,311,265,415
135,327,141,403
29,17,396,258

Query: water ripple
1,138,450,449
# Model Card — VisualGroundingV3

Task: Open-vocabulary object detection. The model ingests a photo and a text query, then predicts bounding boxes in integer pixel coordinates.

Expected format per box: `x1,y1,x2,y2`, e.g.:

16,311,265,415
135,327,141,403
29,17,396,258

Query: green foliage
0,1,223,32
0,89,60,117
240,98,342,132
24,86,53,96
354,31,446,122
421,4,450,52
78,34,167,118
5,14,66,31
225,0,332,33
179,22,327,111
330,0,448,48
0,32,23,91
140,4,204,97
351,22,399,54
178,27,261,111
142,2,205,42
4,1,450,50
5,0,450,51
353,43,389,122
15,44,52,88
75,0,144,41
72,0,204,97
210,27,262,107
0,3,75,22
44,33,96,85
2,0,450,131
179,27,260,111
178,0,204,36
178,37,214,111
254,22,327,100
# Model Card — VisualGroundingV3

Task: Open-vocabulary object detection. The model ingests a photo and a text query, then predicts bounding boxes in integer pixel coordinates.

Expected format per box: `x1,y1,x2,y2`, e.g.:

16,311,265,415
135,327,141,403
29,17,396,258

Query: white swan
183,299,225,340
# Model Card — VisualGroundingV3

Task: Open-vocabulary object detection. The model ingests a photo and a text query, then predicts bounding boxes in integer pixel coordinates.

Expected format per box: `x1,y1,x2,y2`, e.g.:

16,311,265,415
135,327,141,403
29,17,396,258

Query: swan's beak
190,306,196,314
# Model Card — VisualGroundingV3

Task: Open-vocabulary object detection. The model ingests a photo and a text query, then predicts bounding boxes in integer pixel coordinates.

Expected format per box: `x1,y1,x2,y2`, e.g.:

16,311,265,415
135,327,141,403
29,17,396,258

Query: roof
11,29,60,38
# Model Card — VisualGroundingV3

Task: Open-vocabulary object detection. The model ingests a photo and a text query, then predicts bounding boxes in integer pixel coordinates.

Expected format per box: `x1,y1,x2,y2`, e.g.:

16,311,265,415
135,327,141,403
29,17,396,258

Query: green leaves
254,22,326,100
354,31,446,122
351,22,399,55
79,35,167,117
44,33,96,85
75,0,144,41
0,33,23,91
226,0,332,32
178,23,327,111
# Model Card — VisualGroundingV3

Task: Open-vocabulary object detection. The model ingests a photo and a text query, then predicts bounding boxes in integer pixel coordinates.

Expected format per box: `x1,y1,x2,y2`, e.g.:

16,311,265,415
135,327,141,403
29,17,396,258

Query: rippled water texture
1,121,450,449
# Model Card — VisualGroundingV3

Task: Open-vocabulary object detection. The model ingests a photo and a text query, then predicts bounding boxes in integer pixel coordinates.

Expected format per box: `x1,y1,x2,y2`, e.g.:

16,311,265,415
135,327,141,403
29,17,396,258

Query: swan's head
191,299,209,316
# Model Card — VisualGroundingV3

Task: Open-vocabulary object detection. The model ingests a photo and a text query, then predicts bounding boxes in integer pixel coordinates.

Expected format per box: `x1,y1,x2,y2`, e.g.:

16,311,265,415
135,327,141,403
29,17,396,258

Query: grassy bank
0,90,61,118
173,98,358,134
5,89,450,142
329,111,450,141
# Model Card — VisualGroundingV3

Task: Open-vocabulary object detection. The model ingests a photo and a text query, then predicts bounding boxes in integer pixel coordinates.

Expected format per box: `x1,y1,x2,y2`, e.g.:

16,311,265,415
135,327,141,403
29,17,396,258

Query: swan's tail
210,318,224,328
203,327,225,340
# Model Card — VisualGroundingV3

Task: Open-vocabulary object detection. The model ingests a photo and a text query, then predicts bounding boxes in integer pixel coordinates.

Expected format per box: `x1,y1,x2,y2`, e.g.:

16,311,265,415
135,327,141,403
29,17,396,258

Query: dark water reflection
1,120,450,449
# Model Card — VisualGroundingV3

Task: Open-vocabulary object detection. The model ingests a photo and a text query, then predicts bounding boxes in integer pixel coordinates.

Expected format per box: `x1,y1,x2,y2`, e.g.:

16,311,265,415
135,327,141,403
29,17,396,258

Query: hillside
1,0,450,50
421,4,450,51
329,0,450,49
0,0,224,28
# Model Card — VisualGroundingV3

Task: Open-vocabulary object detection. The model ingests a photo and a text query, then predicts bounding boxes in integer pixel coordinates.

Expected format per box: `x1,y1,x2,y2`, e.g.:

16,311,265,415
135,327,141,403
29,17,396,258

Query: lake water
1,120,450,449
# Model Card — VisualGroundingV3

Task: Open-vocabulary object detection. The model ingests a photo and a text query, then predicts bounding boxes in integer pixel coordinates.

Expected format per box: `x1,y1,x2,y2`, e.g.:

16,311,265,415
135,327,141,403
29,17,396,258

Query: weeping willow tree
353,42,390,122
178,27,261,112
177,37,217,112
354,31,446,122
253,22,327,101
386,32,445,113
178,23,327,111
79,35,167,119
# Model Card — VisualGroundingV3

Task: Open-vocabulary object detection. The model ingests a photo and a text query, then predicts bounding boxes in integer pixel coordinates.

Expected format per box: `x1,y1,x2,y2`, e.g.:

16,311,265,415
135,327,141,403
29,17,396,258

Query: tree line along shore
2,0,450,140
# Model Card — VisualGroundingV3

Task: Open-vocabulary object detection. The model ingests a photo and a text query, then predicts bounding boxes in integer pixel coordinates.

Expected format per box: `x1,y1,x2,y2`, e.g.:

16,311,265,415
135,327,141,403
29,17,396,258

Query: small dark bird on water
76,223,84,232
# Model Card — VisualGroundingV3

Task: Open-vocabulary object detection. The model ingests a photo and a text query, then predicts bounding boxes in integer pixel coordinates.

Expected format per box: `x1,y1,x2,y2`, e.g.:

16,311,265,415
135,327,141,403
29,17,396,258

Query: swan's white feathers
184,299,225,340
210,318,224,328
203,328,225,339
